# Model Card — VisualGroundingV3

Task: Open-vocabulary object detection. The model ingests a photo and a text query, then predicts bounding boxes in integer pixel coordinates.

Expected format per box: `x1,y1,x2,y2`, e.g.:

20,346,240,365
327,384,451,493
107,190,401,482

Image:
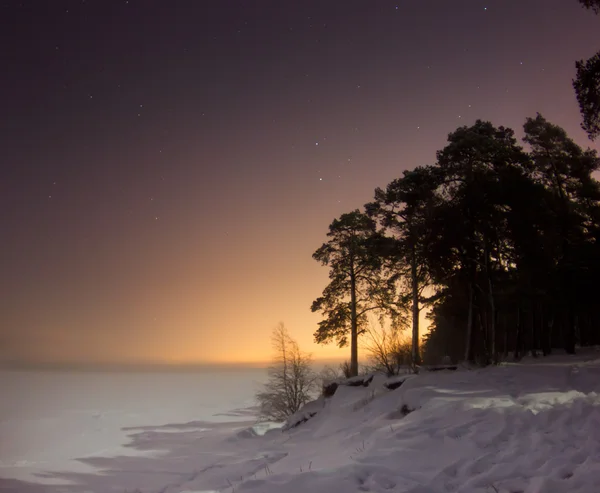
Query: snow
2,351,600,492
0,367,266,490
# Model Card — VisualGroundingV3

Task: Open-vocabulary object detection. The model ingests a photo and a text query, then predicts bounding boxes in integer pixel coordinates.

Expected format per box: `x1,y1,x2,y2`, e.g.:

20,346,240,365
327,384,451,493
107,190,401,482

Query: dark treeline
312,0,600,375
311,0,600,377
312,115,600,373
419,116,600,365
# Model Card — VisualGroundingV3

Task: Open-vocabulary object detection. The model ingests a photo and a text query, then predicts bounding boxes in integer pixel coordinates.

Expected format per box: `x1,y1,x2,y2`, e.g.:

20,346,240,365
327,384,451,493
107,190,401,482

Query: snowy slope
233,352,600,493
2,352,600,493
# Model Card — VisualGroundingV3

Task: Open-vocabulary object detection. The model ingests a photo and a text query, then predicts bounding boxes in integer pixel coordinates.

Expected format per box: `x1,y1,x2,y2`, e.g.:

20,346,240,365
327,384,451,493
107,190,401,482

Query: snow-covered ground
0,367,267,491
2,352,600,493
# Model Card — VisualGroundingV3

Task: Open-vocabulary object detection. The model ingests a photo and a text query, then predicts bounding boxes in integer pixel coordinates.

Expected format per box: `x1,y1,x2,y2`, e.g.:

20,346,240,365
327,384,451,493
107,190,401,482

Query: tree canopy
578,0,600,13
312,116,600,367
366,165,440,365
311,210,399,376
574,52,600,140
574,0,600,139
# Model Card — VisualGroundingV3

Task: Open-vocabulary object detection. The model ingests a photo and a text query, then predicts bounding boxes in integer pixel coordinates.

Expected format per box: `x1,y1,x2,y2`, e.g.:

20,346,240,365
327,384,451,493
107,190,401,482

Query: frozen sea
0,365,268,490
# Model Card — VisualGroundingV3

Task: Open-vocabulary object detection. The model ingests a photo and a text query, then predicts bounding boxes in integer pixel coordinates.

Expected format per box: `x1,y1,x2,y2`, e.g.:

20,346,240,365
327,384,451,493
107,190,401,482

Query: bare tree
363,320,413,376
256,323,317,421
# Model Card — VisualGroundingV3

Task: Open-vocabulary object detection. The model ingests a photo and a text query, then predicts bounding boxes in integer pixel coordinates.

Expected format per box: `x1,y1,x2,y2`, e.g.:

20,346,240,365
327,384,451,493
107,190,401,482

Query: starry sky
2,0,599,366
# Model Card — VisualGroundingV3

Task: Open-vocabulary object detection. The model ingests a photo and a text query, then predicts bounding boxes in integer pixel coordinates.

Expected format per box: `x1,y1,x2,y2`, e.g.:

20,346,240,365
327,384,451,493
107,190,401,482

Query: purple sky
2,0,599,365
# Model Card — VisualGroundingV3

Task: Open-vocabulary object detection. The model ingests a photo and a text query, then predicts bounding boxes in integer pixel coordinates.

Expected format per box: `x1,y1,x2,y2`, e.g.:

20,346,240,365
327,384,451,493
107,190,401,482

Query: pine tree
366,166,440,366
574,0,600,139
311,210,397,377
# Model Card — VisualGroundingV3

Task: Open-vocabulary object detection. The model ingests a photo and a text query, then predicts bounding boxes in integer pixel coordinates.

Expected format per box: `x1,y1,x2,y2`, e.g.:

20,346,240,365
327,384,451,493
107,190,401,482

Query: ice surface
0,367,267,490
2,351,600,492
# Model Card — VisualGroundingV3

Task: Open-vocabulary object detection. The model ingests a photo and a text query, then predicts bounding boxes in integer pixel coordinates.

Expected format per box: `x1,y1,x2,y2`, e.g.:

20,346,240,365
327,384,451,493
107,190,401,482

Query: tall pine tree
311,210,397,376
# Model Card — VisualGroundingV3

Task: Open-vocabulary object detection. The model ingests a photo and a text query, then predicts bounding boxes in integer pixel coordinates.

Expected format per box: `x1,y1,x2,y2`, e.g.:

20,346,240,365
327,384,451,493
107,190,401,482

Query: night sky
2,0,599,366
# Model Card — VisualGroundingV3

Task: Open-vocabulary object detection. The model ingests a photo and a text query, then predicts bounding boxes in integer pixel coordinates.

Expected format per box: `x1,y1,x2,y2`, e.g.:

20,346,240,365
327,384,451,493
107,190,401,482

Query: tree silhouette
420,116,600,364
578,0,600,13
427,121,531,363
315,116,600,367
366,165,440,365
523,114,600,353
256,323,316,421
574,0,600,139
574,53,600,140
311,210,398,376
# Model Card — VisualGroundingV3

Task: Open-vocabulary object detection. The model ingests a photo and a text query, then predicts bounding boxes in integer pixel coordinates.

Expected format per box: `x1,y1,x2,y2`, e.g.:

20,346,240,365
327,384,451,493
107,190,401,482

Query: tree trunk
279,325,291,404
544,312,553,356
539,300,544,353
502,311,509,359
411,247,421,366
530,300,537,358
488,272,496,363
478,309,488,365
514,305,522,360
350,270,359,377
483,242,496,363
585,313,592,347
565,304,576,355
464,282,474,363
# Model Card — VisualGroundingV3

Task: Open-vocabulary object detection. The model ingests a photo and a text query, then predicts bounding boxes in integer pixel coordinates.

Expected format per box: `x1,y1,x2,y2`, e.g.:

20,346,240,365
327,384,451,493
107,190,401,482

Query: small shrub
363,322,414,376
339,360,353,378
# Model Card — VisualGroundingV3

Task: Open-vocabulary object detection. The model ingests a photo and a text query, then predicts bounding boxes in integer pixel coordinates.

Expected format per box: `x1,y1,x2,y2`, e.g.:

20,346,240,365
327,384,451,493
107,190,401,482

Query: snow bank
237,354,600,493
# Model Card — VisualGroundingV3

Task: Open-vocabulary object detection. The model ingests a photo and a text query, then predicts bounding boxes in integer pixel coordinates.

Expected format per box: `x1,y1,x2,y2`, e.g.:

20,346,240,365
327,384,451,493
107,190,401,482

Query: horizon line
0,357,350,371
